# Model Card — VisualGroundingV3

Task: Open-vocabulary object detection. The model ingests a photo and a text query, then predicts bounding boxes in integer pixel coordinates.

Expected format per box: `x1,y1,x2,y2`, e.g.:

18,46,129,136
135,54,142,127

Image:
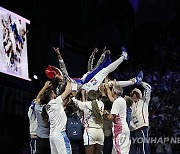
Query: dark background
0,0,179,153
1,0,179,84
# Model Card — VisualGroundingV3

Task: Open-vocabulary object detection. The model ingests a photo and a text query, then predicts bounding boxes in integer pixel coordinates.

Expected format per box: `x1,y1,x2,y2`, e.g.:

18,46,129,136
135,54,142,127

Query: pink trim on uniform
113,116,122,154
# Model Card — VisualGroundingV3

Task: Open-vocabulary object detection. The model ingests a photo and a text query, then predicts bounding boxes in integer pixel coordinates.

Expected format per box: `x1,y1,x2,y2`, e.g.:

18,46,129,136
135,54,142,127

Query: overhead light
33,75,38,80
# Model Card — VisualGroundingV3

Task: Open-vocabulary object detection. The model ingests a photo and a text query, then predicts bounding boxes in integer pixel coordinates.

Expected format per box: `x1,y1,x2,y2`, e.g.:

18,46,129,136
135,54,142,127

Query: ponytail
91,99,103,125
87,90,103,125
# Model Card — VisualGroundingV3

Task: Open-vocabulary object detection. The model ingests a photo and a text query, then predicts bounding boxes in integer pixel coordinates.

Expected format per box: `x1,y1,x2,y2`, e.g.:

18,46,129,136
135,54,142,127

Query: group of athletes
28,46,151,154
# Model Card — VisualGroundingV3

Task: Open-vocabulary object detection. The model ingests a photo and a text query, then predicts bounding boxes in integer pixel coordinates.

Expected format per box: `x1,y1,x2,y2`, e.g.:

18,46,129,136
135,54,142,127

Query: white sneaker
121,47,128,60
121,51,128,60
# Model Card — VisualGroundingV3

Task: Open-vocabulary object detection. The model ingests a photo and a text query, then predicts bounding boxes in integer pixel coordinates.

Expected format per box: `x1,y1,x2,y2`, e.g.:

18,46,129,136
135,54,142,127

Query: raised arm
53,47,62,60
94,47,111,70
81,89,86,102
53,47,69,77
104,78,115,102
36,81,51,103
141,81,151,104
72,96,86,111
87,47,98,72
99,83,106,97
61,80,72,100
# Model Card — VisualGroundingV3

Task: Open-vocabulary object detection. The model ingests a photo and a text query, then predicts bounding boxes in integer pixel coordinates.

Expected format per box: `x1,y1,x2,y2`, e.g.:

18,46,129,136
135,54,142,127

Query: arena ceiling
1,0,179,83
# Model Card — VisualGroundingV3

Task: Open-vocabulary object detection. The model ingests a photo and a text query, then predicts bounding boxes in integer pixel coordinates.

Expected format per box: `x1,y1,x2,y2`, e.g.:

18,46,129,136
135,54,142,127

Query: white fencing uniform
111,97,131,154
46,95,72,154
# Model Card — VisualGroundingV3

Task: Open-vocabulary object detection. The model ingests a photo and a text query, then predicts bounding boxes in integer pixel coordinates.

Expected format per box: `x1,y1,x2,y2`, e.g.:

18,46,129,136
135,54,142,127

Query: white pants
112,131,131,154
50,131,72,154
84,127,104,146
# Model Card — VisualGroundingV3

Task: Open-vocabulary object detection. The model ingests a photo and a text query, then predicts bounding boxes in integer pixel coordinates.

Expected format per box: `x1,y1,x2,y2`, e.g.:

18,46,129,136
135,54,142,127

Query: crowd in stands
114,68,180,153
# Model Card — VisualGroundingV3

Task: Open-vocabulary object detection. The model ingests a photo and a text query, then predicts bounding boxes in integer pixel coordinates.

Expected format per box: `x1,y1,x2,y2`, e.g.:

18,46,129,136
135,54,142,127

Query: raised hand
53,47,62,59
100,83,105,92
55,74,63,81
103,47,111,54
44,81,51,88
92,47,98,55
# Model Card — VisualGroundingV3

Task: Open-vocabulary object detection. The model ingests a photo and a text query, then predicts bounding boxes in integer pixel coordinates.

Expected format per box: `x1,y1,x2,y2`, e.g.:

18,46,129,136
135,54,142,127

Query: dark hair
41,105,49,126
130,91,140,99
75,90,83,100
51,78,59,89
65,101,76,117
40,89,53,105
101,96,112,110
124,96,133,107
87,90,98,100
40,89,53,125
50,78,67,95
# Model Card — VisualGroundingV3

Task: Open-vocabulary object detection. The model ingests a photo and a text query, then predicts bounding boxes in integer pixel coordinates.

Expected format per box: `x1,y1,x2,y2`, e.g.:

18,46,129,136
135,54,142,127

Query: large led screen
0,6,31,80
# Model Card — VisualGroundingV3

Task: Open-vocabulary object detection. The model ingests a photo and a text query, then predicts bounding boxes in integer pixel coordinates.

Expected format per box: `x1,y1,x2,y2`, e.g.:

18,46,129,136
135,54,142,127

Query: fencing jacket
129,82,151,131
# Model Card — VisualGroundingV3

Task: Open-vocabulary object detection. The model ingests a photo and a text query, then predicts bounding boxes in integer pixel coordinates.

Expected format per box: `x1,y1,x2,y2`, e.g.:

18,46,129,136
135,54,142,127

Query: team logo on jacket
90,78,98,85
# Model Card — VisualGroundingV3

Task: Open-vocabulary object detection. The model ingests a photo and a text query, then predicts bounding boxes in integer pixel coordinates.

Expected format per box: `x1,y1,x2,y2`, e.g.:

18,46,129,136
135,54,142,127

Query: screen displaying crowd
0,6,30,80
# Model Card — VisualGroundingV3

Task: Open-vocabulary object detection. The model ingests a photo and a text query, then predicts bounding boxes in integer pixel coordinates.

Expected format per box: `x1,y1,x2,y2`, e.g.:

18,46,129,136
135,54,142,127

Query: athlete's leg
95,144,102,154
82,52,127,91
83,55,111,84
108,71,143,88
85,145,95,154
108,80,135,87
99,55,125,76
50,131,72,154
